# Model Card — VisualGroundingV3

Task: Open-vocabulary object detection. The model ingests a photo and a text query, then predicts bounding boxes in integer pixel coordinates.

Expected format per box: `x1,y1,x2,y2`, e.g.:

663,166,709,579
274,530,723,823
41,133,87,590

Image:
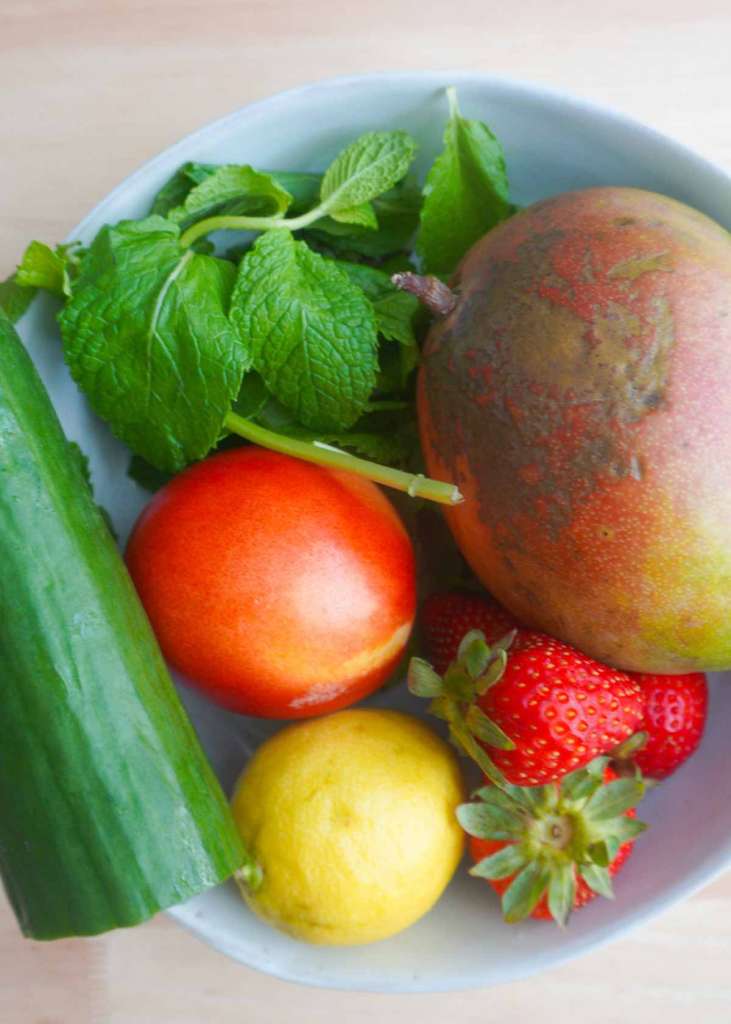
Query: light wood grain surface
2,2,730,1021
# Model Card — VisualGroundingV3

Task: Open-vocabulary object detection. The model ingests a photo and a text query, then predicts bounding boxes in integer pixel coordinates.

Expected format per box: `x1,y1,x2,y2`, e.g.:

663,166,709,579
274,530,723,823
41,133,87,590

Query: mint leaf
67,440,93,489
150,162,217,216
335,261,419,346
59,216,246,472
370,179,423,244
329,201,378,230
320,131,417,223
305,179,422,260
231,371,270,420
0,239,80,322
16,241,68,297
373,290,421,346
333,261,395,302
268,171,321,214
289,425,415,466
127,454,173,493
272,423,414,466
152,164,321,219
320,427,415,465
230,230,378,431
252,393,417,467
0,275,36,323
377,339,418,394
167,166,292,225
417,88,511,277
67,439,118,538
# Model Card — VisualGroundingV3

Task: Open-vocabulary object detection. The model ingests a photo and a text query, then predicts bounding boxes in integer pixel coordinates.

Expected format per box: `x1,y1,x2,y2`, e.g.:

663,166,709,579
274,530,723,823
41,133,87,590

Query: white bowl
19,71,731,992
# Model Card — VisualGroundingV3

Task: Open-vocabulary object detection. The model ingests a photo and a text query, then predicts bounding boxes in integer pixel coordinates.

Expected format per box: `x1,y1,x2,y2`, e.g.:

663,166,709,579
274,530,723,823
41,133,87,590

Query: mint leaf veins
59,216,246,472
319,131,417,227
229,230,379,431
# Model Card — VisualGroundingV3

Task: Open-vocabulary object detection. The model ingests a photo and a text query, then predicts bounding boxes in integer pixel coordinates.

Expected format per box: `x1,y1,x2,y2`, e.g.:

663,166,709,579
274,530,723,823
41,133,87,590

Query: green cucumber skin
0,312,244,939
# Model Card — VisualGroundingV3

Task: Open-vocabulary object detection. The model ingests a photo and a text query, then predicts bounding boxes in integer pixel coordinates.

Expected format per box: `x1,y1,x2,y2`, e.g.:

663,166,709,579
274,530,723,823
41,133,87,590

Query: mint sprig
417,87,511,278
11,89,515,505
178,130,418,248
224,409,461,504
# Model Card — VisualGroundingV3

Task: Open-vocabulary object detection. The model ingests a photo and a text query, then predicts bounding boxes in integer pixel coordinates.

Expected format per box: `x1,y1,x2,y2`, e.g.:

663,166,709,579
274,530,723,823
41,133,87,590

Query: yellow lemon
231,709,465,945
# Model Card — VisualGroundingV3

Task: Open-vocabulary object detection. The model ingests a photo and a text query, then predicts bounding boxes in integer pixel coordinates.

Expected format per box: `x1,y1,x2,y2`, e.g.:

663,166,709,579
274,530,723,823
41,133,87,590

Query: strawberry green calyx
609,731,656,782
457,757,647,926
610,732,649,762
407,628,516,786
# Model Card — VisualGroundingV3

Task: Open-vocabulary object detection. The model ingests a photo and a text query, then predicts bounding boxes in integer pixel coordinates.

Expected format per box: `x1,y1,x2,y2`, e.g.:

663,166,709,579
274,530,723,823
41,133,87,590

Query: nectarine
126,447,416,717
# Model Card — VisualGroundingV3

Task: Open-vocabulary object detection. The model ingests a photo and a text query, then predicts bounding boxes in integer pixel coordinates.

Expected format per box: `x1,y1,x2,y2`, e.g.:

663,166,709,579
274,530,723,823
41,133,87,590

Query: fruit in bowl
231,709,465,945
126,447,416,718
413,186,731,674
2,71,730,992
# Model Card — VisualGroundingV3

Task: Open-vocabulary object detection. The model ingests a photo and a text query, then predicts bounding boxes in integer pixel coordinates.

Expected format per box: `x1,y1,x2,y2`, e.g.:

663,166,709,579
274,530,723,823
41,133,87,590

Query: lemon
231,709,465,945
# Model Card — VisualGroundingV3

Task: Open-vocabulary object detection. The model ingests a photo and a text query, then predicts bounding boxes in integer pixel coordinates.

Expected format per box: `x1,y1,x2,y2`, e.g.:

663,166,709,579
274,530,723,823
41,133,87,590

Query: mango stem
391,272,458,317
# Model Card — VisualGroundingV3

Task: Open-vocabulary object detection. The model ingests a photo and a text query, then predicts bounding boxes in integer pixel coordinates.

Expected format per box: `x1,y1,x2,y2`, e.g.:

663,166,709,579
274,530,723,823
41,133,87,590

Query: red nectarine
126,447,416,717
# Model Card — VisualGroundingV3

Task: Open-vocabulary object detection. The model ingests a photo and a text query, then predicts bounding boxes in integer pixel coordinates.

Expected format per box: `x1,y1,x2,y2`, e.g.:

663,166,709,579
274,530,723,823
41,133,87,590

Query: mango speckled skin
419,187,731,673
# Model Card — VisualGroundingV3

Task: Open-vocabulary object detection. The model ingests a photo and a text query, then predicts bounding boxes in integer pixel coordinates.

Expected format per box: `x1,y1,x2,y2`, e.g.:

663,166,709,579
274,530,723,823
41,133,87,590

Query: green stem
224,411,463,506
234,850,264,893
179,203,328,249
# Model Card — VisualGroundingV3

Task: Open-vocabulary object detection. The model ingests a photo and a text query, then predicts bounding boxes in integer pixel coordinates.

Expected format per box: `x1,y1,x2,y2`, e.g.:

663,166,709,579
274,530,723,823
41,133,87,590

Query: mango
418,187,731,672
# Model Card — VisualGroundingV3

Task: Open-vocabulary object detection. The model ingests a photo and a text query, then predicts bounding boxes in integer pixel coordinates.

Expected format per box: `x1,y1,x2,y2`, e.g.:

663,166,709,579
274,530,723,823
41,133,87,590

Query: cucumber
0,311,244,939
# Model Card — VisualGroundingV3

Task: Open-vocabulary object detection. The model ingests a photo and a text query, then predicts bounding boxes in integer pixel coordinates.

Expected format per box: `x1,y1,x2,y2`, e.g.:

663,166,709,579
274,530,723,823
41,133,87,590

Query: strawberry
421,591,520,674
626,672,708,779
408,628,644,786
458,758,646,925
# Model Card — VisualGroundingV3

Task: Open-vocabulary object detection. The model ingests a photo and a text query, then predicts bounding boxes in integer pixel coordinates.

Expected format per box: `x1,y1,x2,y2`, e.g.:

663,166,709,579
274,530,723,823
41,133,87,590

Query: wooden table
2,2,730,1020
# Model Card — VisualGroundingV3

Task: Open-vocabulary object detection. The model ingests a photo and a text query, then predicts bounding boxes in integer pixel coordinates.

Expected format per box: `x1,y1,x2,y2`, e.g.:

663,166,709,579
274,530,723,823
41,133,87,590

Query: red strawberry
421,591,520,674
629,672,707,779
409,628,644,786
458,760,646,925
